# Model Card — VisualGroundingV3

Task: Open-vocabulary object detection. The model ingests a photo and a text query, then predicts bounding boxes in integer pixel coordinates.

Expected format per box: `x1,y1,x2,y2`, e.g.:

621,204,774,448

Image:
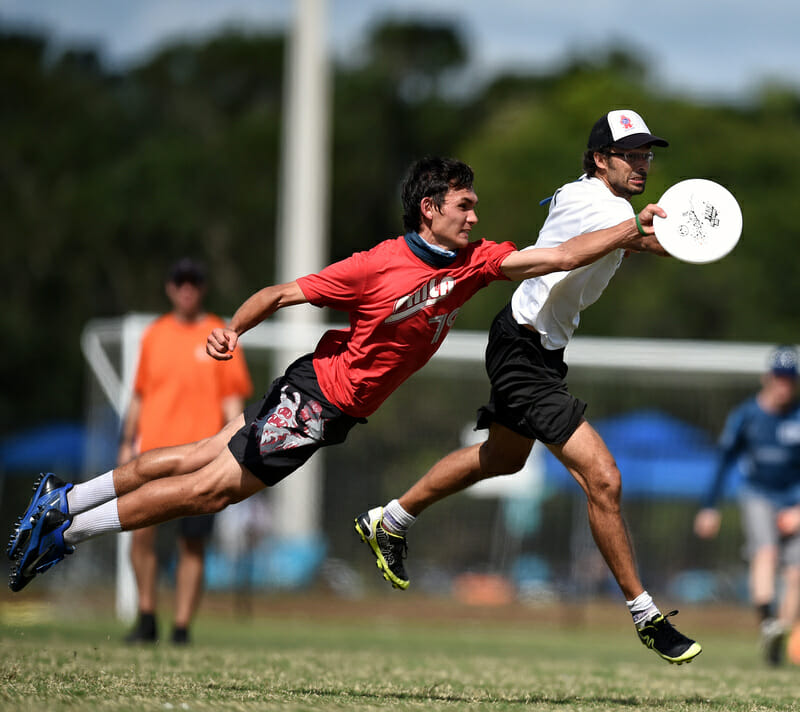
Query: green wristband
635,214,647,236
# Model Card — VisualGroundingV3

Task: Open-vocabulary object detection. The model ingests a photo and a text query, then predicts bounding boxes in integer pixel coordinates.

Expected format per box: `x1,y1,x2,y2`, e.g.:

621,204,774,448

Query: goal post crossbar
82,314,785,414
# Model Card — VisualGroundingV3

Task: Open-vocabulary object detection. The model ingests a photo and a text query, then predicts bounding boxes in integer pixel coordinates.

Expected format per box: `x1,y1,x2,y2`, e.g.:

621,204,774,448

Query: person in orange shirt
118,258,252,644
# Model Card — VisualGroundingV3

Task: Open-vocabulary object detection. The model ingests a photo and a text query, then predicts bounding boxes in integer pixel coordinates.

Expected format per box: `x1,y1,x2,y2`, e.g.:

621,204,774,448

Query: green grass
1,594,800,711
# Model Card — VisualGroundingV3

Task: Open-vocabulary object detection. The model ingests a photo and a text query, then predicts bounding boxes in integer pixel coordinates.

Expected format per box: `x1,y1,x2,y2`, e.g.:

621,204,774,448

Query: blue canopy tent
0,422,90,527
0,422,87,475
533,410,746,603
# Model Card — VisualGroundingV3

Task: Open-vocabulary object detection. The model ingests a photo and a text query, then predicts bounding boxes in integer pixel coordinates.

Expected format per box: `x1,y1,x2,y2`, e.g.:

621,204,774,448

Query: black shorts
227,354,365,486
476,304,586,444
178,513,215,539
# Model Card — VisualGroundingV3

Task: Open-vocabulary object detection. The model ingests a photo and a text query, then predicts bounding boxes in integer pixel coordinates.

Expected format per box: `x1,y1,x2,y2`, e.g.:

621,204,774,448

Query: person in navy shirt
695,345,800,665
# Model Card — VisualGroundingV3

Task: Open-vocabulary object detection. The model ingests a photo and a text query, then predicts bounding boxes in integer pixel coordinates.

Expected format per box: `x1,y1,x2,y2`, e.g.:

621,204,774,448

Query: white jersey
511,175,634,349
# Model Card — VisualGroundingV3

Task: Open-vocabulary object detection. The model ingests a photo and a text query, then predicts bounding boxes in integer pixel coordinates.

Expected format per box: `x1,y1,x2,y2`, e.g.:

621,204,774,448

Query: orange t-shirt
133,313,253,452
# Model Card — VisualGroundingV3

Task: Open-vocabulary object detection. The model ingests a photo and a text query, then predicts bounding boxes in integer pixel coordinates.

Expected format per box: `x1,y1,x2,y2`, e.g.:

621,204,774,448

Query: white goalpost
77,0,333,621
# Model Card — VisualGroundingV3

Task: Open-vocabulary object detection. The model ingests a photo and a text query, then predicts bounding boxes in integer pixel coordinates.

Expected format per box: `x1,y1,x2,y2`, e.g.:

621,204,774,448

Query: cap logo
588,109,667,151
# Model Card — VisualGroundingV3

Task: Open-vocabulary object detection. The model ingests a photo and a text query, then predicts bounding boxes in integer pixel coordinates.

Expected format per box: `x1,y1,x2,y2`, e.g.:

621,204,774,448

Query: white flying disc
652,179,742,264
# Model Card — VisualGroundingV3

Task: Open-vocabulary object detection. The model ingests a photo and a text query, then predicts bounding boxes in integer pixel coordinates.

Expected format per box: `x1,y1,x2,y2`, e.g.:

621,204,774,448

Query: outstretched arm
207,281,309,360
499,203,667,281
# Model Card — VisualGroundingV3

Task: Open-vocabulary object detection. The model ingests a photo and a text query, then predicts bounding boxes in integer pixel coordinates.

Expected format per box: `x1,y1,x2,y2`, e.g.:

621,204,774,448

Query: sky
1,0,799,103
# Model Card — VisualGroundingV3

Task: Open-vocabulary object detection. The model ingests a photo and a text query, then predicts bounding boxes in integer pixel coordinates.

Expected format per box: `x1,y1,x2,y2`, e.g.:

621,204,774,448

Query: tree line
2,20,799,431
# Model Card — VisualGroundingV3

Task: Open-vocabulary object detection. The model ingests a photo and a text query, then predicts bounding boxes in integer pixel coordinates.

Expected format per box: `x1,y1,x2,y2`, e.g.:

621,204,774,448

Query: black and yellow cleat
637,610,702,664
354,507,409,590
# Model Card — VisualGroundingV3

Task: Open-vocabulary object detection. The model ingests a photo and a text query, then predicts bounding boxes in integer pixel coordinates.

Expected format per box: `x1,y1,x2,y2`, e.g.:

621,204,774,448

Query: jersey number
429,309,460,344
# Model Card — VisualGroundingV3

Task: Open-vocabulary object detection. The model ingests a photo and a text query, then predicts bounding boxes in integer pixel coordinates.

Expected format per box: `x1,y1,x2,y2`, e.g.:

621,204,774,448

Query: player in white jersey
358,110,702,666
512,176,638,349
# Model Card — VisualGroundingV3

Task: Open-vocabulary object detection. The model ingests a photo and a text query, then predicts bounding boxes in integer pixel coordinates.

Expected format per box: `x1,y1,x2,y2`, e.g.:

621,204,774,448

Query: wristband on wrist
635,214,647,236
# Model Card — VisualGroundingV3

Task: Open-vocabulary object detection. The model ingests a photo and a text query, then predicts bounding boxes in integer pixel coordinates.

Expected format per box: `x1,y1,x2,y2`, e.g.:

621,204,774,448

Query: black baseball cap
588,109,669,151
168,257,206,285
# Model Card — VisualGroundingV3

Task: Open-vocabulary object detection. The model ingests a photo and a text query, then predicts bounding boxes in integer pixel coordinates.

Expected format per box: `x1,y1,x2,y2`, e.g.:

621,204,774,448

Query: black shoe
171,627,190,645
636,610,702,664
124,613,158,644
354,507,409,590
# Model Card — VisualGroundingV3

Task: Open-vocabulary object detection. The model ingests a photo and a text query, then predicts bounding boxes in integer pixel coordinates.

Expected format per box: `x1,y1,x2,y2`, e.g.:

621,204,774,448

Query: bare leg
113,415,245,497
174,536,205,630
117,447,264,531
396,418,643,599
547,419,644,600
398,423,533,516
130,526,159,614
751,545,779,608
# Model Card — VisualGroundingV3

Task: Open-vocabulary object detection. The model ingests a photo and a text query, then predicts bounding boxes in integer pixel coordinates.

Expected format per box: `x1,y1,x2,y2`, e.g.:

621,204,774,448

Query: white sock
382,499,416,535
627,590,661,628
66,471,117,514
64,499,122,546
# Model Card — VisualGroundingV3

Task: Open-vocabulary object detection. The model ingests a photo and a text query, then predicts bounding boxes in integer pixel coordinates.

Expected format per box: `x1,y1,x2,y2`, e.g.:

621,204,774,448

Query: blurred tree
0,30,285,430
458,51,800,340
2,22,800,435
329,20,472,262
367,20,467,101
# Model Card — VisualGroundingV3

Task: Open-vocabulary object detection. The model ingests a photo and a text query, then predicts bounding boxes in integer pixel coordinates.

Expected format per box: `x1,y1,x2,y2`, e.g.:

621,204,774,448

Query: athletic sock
627,590,661,629
63,499,122,546
66,471,117,514
382,499,416,536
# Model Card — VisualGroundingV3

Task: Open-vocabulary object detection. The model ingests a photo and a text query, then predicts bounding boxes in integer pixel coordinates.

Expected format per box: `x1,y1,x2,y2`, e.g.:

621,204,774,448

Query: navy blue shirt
702,397,800,507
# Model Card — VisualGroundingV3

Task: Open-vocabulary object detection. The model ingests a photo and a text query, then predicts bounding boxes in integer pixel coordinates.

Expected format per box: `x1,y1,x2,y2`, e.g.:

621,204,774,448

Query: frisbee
652,179,742,264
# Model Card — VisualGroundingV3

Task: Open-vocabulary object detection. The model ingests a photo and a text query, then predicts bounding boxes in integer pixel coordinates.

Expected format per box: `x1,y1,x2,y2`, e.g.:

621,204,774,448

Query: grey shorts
740,489,800,565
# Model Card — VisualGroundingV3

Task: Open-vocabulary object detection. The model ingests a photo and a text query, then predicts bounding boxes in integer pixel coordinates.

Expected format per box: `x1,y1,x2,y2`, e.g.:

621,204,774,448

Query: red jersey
296,236,515,417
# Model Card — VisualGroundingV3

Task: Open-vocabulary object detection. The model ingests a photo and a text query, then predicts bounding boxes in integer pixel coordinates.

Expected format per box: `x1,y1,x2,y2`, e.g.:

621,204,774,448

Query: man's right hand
207,327,238,360
624,204,670,255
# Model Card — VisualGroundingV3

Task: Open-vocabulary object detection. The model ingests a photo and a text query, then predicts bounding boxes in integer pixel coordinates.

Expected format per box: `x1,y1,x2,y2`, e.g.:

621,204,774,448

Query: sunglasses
605,151,655,164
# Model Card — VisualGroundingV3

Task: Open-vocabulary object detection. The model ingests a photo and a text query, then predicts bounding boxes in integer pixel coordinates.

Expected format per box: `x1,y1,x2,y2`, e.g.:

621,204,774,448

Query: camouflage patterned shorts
227,355,364,485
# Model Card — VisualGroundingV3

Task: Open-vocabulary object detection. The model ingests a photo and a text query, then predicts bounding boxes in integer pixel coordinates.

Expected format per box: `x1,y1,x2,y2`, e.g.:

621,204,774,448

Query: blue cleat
9,507,74,592
7,473,72,560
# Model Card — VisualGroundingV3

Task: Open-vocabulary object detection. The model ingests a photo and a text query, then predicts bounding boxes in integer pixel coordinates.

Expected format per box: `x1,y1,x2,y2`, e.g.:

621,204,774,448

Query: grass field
2,592,800,712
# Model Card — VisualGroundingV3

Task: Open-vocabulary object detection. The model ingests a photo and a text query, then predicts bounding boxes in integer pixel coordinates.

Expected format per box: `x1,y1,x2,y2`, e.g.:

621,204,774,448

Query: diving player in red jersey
8,157,664,592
